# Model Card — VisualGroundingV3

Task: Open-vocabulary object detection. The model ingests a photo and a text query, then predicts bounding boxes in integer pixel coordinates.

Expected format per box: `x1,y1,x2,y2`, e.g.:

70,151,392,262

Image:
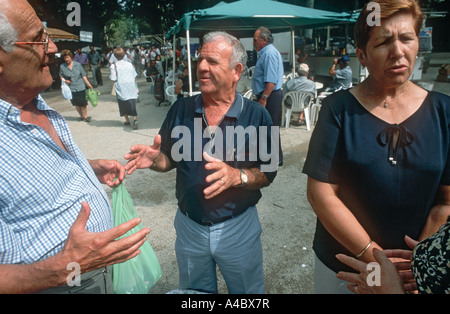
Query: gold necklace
366,81,410,108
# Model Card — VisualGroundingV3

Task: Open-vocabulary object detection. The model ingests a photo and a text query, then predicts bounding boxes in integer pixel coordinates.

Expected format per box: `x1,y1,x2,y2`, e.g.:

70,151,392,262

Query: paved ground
40,52,449,294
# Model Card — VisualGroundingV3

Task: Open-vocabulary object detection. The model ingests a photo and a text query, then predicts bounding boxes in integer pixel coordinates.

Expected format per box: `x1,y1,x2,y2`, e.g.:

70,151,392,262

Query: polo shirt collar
194,92,244,119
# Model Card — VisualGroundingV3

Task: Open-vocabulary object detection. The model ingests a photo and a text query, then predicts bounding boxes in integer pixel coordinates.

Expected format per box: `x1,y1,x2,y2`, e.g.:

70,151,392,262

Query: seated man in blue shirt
0,0,149,294
124,31,278,294
328,55,353,91
282,63,316,126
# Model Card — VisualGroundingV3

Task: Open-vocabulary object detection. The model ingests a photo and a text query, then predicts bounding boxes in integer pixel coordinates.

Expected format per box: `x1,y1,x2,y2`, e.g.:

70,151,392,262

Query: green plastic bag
86,89,100,107
112,183,162,294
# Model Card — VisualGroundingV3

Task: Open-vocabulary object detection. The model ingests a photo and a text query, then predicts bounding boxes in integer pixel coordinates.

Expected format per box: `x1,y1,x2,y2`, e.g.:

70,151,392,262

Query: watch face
240,170,248,184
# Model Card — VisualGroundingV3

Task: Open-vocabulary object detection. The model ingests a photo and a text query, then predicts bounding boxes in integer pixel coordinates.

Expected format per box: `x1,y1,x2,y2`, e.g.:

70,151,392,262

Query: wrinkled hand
124,135,162,175
336,249,405,294
203,152,239,199
58,202,150,274
89,159,125,187
383,235,418,293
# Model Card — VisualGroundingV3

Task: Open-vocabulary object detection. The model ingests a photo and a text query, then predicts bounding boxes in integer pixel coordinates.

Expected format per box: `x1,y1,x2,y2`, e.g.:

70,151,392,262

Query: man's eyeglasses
15,31,49,53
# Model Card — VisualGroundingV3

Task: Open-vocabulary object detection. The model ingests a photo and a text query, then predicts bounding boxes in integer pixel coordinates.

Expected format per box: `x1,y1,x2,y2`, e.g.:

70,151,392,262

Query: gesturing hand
203,152,239,199
124,134,162,175
58,202,150,275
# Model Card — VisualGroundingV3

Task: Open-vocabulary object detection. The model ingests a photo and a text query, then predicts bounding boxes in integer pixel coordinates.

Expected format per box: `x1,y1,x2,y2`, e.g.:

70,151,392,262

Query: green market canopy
166,0,356,94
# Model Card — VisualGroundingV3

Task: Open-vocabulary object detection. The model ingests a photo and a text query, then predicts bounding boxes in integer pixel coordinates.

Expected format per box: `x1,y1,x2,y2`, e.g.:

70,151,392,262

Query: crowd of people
0,0,449,295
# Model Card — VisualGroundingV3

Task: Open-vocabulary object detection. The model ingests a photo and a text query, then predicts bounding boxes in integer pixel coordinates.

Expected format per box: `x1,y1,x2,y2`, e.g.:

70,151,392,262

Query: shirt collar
0,95,53,122
258,43,272,57
194,92,244,119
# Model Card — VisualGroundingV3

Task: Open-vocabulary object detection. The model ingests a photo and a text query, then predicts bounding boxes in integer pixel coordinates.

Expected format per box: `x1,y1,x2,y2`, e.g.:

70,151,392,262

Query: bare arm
329,59,338,76
419,184,450,240
82,76,93,89
0,202,149,294
174,79,183,95
258,82,276,107
306,177,382,262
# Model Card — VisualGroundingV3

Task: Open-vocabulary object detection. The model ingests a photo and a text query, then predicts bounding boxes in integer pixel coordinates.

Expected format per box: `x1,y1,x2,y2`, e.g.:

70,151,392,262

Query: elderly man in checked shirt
0,0,149,293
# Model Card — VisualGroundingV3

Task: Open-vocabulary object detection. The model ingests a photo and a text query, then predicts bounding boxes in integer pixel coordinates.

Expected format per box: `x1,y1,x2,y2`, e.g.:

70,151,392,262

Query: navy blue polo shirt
159,93,277,225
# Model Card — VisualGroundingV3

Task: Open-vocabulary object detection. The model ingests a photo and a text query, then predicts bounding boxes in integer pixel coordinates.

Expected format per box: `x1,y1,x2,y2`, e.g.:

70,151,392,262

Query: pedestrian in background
252,26,284,166
59,49,93,122
88,45,103,87
110,47,139,130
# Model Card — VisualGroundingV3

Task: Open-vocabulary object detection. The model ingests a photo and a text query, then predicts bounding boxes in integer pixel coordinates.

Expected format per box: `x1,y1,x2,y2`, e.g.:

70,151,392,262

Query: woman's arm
82,76,93,89
419,185,450,240
307,177,382,262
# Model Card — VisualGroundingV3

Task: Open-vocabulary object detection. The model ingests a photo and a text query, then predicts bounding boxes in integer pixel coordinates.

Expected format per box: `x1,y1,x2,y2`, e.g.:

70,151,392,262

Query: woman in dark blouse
302,0,450,293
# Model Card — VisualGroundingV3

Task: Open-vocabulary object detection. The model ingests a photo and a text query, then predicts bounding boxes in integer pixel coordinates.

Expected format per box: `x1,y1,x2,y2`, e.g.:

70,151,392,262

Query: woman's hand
336,249,405,294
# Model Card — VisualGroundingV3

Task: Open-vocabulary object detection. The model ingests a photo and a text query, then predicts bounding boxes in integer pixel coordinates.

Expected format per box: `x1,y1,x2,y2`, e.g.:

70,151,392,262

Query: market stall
165,0,355,95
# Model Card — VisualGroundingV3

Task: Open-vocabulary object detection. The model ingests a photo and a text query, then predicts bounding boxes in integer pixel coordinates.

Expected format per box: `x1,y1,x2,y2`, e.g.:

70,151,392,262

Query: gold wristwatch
239,169,248,186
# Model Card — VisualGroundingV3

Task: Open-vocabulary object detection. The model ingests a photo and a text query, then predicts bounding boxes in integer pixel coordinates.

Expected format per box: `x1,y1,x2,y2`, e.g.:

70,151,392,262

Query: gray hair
256,26,274,44
202,31,247,69
0,10,18,53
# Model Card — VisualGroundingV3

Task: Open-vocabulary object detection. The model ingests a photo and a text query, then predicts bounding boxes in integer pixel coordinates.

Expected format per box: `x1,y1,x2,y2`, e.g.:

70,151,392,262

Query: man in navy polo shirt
124,31,278,294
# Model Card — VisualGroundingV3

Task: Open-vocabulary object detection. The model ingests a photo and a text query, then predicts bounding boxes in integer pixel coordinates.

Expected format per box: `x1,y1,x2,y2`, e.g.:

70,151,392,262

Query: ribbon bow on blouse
377,124,414,166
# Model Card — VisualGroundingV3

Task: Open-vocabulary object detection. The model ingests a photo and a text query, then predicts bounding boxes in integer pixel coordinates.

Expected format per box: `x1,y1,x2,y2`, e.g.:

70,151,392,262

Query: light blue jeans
174,206,265,294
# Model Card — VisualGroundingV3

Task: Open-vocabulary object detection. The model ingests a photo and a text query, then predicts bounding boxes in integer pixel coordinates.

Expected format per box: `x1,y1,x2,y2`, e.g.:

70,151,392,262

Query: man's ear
233,62,244,81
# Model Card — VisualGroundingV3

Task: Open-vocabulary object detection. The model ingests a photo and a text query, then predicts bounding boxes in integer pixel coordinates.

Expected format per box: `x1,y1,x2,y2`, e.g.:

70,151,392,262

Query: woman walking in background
60,49,93,122
110,47,139,130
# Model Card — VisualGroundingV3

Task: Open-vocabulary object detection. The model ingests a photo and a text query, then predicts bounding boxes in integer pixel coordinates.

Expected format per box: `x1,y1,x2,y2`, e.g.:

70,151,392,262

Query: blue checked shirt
0,96,113,264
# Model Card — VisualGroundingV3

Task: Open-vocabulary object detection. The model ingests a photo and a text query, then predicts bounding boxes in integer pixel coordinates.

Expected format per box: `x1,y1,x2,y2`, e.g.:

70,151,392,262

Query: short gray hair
202,31,247,69
256,26,274,44
0,10,18,53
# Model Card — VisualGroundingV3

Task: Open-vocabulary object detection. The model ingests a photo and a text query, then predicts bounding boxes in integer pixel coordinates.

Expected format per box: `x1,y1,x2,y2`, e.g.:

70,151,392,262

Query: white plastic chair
310,101,321,126
165,85,177,105
283,72,298,84
247,66,255,80
281,91,314,130
243,89,253,100
311,84,350,125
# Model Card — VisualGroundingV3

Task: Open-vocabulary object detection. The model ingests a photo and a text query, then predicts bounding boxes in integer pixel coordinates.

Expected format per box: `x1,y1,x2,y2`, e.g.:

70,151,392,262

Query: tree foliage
29,0,448,47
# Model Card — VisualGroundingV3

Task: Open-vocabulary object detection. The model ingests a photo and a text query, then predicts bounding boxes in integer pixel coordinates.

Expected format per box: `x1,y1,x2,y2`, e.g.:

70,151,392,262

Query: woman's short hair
114,47,126,60
354,0,423,51
202,31,247,69
61,49,73,59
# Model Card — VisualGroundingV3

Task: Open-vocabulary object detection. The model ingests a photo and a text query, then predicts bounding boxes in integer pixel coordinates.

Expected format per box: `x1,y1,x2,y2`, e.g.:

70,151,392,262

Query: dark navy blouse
303,89,450,273
159,93,277,225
